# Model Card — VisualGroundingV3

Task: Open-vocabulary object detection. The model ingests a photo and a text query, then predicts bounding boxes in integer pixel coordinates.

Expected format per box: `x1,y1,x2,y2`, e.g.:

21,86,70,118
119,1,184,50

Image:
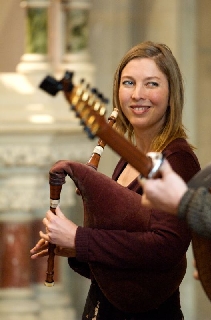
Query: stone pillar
0,156,39,319
48,0,63,73
60,0,95,83
17,0,51,74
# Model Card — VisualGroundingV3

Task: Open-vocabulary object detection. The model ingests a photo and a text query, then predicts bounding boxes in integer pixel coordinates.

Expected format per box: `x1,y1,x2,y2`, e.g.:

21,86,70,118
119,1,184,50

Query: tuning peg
101,96,109,104
39,71,75,96
39,76,63,96
96,92,109,105
83,126,96,139
91,88,98,95
64,71,74,80
97,92,103,100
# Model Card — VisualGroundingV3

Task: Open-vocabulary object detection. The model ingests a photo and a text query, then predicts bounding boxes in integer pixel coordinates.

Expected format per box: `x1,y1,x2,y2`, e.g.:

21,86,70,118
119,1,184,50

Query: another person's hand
139,160,188,214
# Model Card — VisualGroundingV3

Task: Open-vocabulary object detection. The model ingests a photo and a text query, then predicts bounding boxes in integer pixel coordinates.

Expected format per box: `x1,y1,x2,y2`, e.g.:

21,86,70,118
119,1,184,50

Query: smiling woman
113,42,186,152
31,41,200,320
118,58,169,151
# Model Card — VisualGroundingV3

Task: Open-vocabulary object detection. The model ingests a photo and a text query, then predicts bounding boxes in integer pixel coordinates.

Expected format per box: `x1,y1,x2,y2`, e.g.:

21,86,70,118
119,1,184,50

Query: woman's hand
30,239,76,258
30,238,49,259
30,206,78,258
40,206,78,249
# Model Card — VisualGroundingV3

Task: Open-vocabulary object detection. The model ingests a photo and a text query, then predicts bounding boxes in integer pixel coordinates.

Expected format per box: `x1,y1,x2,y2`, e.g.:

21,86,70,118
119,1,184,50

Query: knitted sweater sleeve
178,187,211,239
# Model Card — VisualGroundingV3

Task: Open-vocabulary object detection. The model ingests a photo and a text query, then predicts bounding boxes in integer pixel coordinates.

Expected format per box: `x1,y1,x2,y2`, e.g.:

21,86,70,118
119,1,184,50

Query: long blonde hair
113,41,189,152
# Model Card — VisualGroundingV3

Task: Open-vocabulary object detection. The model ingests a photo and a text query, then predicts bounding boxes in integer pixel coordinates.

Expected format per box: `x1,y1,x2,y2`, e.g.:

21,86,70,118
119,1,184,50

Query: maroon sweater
68,138,200,313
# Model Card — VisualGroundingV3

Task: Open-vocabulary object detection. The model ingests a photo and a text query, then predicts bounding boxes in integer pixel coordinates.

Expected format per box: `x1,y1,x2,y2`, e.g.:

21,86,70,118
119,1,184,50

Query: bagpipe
39,71,211,312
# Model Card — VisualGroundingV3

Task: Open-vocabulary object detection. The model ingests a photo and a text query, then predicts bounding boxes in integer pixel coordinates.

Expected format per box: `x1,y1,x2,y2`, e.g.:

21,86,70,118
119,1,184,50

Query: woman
31,41,200,319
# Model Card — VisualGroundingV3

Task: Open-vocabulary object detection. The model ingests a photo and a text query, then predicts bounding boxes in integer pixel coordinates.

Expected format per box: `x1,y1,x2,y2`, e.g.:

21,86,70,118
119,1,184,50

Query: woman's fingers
30,249,49,259
39,230,50,242
30,238,48,253
30,238,49,259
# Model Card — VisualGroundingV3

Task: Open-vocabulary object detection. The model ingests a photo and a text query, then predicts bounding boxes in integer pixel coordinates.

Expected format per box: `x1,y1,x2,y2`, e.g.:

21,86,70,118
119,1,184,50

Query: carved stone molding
0,133,95,167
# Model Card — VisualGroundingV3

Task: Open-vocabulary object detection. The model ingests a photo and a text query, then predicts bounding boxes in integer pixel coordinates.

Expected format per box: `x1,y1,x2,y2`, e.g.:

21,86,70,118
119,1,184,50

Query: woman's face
119,58,169,135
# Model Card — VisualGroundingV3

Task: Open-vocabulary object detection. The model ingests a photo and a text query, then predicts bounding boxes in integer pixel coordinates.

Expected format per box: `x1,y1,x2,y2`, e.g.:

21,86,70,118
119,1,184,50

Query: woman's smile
130,105,151,115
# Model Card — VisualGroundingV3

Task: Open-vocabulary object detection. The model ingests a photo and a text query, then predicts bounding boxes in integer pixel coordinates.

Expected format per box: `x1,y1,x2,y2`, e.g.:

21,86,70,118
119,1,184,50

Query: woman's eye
122,80,134,86
147,81,159,87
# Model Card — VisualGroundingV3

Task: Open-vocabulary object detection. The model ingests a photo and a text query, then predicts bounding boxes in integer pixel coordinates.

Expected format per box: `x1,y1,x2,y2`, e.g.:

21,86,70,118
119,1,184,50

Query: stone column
0,155,39,319
17,0,51,74
60,0,95,83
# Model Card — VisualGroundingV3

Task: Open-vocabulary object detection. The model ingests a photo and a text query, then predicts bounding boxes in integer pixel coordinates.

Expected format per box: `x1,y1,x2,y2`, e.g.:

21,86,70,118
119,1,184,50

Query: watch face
188,163,211,190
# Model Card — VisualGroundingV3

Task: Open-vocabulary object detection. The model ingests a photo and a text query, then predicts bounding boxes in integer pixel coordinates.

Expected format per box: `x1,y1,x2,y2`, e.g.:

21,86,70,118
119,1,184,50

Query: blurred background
0,1,211,319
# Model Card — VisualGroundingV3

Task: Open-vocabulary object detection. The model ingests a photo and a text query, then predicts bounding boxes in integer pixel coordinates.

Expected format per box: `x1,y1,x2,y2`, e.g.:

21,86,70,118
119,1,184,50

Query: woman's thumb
55,206,65,219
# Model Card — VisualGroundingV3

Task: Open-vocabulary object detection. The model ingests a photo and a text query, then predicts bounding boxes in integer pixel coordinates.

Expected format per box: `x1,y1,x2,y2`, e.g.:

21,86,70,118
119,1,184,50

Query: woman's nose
131,85,146,100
